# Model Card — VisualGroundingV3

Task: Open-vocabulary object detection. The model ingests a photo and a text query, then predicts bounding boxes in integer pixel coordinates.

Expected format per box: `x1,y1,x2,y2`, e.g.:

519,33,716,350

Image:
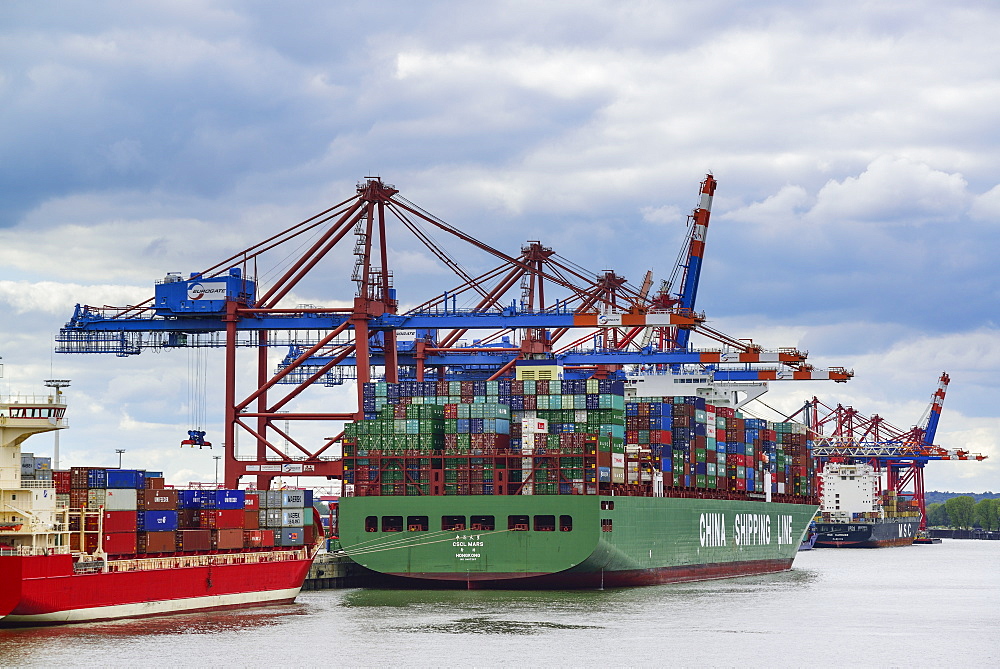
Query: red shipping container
304,524,316,545
139,531,176,553
141,489,177,510
176,528,212,552
244,510,259,530
145,477,165,489
102,510,138,533
83,533,99,553
243,530,263,548
53,470,72,494
243,493,260,510
260,530,275,547
199,509,244,529
69,489,88,509
178,509,200,528
102,532,138,555
69,533,84,552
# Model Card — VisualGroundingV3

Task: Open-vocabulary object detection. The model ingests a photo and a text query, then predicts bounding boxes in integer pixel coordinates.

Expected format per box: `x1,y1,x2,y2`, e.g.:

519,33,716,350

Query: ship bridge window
365,516,378,532
407,516,428,532
534,515,556,532
441,515,466,531
381,516,403,532
560,515,573,532
470,515,495,531
508,515,530,531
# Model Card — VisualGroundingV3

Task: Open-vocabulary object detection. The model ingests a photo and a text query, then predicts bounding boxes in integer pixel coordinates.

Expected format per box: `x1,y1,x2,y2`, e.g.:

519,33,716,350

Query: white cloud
3,0,1000,493
969,183,1000,221
807,156,969,224
0,280,147,314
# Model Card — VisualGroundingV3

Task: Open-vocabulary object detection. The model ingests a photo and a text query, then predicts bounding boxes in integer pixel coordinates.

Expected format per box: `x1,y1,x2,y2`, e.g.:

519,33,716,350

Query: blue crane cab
154,268,256,316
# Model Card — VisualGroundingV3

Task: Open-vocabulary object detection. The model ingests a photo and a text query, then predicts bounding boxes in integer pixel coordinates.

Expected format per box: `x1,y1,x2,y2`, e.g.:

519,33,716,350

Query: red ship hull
0,551,314,626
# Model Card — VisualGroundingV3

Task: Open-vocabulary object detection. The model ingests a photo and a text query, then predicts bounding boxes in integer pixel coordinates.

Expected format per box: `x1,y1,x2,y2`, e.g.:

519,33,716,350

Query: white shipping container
281,509,305,527
521,418,548,434
104,488,138,511
280,491,305,508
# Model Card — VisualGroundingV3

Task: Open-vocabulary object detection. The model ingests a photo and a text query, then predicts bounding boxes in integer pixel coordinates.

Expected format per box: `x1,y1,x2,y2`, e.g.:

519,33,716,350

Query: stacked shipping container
52,467,315,555
19,452,52,481
341,380,817,500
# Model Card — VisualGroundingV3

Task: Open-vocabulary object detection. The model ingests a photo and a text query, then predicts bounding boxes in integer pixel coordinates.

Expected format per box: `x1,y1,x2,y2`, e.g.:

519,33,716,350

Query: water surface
2,540,997,667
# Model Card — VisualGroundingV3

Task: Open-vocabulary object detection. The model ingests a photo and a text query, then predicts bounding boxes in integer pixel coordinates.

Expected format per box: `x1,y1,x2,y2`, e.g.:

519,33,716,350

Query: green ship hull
338,496,818,588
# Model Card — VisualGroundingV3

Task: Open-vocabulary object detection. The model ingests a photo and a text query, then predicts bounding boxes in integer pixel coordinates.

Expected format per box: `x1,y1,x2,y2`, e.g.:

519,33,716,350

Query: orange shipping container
213,528,244,550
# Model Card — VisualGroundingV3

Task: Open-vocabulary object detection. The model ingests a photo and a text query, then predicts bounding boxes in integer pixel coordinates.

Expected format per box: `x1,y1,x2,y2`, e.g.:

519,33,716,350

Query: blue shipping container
138,510,179,531
178,490,202,509
87,469,108,488
213,489,245,509
106,469,146,489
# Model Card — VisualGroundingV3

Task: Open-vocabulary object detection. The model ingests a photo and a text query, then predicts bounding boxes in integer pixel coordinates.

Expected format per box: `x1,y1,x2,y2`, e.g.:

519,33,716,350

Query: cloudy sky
1,0,998,492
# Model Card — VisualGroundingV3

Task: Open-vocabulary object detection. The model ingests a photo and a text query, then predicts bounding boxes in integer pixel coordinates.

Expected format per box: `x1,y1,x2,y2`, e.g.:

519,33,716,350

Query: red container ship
1,386,323,626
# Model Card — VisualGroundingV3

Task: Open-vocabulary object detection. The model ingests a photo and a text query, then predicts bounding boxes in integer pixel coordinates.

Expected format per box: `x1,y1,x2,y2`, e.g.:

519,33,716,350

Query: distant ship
798,517,818,551
814,462,919,548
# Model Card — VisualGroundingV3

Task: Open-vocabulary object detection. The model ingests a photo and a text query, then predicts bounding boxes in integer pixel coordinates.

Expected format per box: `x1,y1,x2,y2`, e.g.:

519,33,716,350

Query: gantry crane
281,175,851,390
789,373,986,529
57,176,853,490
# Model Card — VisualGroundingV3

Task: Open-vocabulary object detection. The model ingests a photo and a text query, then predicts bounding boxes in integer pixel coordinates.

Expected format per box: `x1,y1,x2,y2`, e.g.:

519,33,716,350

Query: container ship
335,376,819,588
0,388,323,626
813,462,919,548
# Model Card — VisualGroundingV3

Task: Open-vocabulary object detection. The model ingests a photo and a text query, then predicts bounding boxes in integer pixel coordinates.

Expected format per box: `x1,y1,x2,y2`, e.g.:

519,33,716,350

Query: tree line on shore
926,496,1000,530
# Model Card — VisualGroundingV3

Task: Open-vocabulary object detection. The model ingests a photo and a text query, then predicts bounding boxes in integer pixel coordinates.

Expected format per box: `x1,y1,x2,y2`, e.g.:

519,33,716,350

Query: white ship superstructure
818,461,881,522
1,388,69,554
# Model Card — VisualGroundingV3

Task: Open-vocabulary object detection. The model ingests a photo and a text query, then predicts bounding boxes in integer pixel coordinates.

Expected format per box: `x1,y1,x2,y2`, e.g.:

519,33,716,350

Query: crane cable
187,339,209,438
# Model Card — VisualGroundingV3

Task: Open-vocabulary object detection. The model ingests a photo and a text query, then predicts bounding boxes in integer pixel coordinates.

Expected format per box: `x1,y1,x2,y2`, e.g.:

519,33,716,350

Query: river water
2,540,997,667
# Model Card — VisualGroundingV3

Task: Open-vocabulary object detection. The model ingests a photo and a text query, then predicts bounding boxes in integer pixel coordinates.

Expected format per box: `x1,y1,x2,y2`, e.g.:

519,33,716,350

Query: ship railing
0,545,71,556
19,479,56,489
0,393,67,405
103,548,310,573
